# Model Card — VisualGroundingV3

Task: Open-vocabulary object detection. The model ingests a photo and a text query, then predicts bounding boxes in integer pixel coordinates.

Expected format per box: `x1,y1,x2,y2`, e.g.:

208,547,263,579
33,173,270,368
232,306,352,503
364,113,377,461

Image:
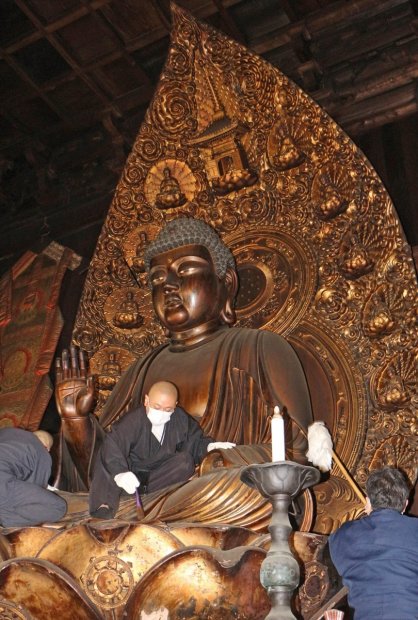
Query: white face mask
147,407,173,426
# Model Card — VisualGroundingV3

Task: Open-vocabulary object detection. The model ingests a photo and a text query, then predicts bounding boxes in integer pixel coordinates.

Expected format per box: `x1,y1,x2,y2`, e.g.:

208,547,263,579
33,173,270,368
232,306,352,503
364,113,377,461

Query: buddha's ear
220,267,238,325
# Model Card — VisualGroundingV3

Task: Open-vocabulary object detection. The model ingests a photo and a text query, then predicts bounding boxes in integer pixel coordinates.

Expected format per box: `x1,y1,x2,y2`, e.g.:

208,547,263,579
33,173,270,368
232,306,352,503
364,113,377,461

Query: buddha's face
149,244,226,334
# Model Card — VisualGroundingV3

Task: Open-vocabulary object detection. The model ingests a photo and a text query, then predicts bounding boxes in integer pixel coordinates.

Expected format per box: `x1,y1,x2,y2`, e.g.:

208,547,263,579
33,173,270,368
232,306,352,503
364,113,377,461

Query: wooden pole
332,450,366,506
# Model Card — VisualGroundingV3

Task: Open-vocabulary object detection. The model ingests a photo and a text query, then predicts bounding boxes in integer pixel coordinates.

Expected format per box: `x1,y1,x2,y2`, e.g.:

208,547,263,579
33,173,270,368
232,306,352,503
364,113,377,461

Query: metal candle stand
241,461,321,620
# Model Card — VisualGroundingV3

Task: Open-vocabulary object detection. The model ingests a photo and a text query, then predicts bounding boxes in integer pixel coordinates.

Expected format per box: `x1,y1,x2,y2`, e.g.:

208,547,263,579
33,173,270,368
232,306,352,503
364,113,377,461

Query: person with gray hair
0,427,67,527
329,466,418,619
365,466,411,513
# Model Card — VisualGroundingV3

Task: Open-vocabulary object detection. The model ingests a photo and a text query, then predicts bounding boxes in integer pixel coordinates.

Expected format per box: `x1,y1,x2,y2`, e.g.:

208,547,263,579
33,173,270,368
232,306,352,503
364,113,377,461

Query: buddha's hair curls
144,217,235,278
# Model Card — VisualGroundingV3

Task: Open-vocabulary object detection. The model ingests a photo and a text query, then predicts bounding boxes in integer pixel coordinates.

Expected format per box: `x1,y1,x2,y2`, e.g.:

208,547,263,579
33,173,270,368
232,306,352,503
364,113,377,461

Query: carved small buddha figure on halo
368,294,395,336
342,231,373,278
55,217,313,524
132,230,148,274
382,368,409,407
155,167,186,210
113,290,144,329
273,134,305,170
320,183,348,220
97,352,122,391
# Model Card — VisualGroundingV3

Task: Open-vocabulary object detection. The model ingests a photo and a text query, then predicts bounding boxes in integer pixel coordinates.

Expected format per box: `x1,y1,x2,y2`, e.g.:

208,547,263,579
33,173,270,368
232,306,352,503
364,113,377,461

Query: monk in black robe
89,381,233,518
0,428,67,527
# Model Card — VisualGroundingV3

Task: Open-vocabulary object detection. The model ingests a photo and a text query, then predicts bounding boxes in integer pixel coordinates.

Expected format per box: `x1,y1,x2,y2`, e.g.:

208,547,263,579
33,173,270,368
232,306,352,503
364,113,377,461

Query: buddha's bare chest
143,346,218,418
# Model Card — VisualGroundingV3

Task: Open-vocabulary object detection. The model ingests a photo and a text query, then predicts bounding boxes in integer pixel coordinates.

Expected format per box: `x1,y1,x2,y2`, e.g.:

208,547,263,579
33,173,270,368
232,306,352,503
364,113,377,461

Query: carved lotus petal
211,168,258,195
167,523,261,549
0,558,102,619
37,523,183,592
372,350,416,410
6,526,57,559
124,546,270,620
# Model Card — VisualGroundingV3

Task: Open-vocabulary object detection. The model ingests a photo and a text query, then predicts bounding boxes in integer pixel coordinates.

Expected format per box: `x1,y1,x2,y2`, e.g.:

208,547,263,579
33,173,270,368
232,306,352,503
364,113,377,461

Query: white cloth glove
114,471,140,494
47,485,58,492
207,442,236,452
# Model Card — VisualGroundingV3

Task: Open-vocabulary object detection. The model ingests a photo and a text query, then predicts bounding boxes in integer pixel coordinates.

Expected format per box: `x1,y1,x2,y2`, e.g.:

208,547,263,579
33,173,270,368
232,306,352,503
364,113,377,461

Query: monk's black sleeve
175,413,213,464
97,408,143,476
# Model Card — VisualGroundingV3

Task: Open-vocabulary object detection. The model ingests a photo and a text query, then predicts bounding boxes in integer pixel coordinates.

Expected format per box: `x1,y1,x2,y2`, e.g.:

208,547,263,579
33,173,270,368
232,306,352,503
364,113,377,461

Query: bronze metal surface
71,4,417,531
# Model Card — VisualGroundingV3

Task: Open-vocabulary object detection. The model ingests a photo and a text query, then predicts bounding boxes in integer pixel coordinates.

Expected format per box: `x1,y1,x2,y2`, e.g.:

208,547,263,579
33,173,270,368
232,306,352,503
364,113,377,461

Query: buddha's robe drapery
100,327,311,463
59,328,312,529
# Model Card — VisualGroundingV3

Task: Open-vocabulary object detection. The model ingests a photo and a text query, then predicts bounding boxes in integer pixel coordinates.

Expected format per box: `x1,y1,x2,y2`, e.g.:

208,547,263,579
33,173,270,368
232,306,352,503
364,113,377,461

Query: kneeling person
0,428,67,527
89,380,234,519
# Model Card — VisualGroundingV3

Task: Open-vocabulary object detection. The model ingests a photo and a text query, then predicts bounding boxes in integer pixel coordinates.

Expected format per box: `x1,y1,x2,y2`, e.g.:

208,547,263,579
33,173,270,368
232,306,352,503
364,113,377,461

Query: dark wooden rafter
93,5,154,92
12,0,123,118
0,47,72,126
1,0,418,272
211,0,246,44
276,0,299,23
2,0,112,54
148,0,172,31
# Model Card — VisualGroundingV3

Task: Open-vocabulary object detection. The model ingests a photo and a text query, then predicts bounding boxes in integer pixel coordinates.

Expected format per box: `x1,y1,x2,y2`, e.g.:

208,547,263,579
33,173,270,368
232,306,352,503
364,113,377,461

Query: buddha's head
144,218,238,341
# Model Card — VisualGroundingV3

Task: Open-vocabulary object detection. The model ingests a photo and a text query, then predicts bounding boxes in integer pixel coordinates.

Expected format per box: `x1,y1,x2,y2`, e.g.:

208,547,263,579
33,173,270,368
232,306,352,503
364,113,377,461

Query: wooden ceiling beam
13,0,124,118
344,100,418,134
148,0,171,31
276,0,299,23
334,81,418,130
336,59,418,103
79,0,153,90
0,49,74,126
252,0,409,54
211,0,246,44
4,0,112,54
305,0,407,33
311,22,415,67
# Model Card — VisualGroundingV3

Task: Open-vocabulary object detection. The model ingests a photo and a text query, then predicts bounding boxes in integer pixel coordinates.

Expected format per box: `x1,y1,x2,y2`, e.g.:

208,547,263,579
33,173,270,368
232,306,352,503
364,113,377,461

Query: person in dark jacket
0,428,67,527
329,466,418,620
89,380,234,518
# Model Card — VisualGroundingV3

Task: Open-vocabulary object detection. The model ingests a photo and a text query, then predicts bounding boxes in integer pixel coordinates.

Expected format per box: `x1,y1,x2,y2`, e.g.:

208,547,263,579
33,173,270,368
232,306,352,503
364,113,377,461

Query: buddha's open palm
55,346,95,418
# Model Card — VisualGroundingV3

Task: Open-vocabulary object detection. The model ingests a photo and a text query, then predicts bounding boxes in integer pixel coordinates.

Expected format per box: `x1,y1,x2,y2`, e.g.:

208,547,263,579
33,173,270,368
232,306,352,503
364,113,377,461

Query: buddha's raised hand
55,346,95,419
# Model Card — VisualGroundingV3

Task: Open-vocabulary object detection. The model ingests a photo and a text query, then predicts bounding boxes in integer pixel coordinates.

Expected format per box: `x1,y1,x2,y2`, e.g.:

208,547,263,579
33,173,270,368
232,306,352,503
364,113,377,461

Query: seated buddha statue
341,232,374,278
96,352,122,391
155,167,187,210
55,217,313,526
113,291,144,329
273,134,305,170
367,295,395,336
319,184,348,220
132,230,148,274
382,368,409,407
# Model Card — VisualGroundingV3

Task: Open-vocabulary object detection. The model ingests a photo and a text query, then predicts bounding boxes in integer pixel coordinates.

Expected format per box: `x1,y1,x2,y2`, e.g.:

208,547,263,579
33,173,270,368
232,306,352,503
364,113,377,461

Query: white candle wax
271,405,285,462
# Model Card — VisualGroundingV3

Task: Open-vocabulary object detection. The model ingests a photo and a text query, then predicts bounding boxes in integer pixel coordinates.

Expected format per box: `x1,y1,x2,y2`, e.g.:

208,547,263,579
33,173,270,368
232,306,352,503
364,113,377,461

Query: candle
271,405,285,462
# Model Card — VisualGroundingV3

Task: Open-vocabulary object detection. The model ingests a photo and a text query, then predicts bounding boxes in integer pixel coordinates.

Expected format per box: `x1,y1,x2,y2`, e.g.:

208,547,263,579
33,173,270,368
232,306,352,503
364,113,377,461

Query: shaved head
33,430,53,451
145,381,178,412
148,381,178,402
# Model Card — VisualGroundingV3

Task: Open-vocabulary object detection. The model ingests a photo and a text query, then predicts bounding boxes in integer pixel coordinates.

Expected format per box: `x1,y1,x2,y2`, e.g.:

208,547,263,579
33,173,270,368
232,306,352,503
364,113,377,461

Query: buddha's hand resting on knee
114,472,140,494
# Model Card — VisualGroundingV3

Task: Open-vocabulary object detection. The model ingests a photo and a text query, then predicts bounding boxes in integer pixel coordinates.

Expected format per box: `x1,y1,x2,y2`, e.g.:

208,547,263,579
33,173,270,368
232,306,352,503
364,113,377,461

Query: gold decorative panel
74,5,418,529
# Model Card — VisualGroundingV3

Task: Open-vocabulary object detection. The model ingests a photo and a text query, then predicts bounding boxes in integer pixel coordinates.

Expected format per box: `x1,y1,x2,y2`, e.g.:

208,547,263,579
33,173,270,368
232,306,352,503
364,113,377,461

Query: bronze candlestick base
241,461,321,619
